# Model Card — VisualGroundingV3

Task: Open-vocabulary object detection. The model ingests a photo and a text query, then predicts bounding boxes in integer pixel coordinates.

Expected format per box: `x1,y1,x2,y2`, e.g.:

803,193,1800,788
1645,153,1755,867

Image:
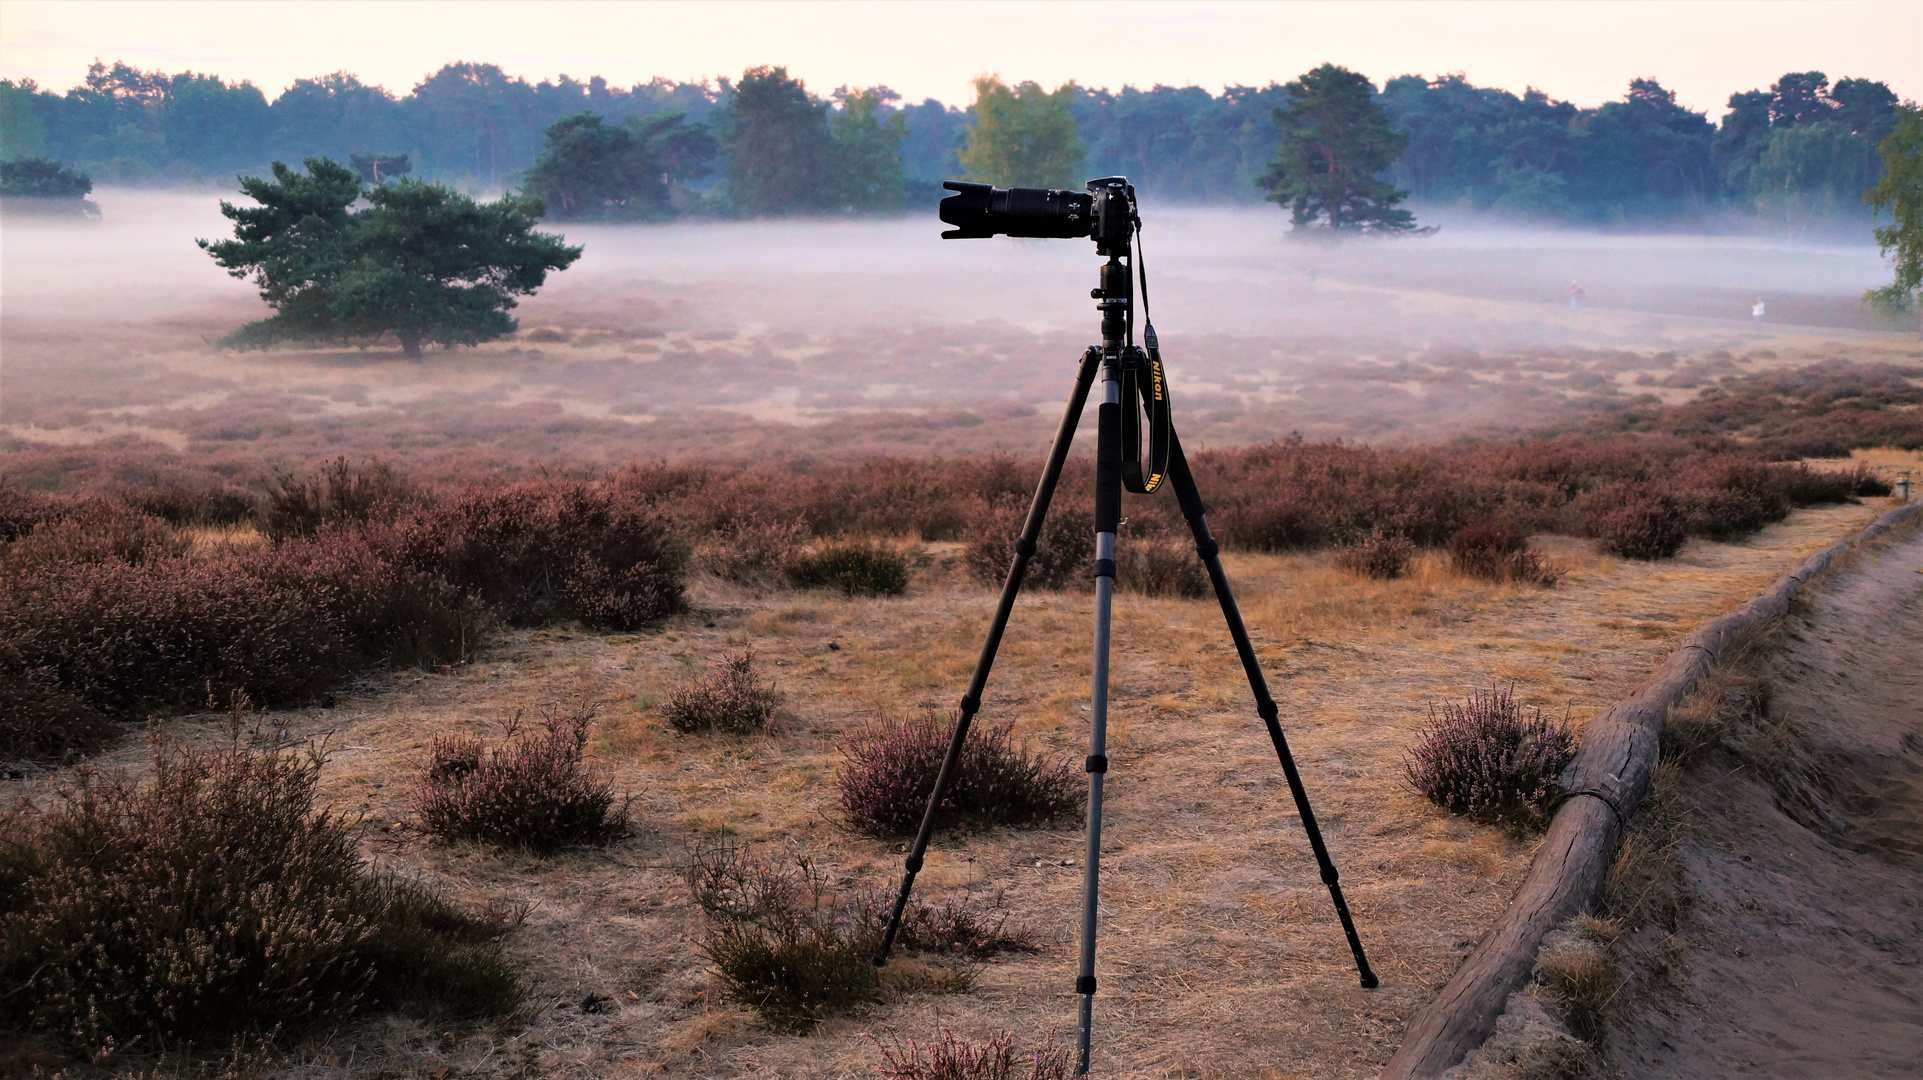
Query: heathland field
3,196,1920,1078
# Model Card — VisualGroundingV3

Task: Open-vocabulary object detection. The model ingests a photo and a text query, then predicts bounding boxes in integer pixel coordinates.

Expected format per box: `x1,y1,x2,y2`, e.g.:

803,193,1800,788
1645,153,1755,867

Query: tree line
0,57,1909,229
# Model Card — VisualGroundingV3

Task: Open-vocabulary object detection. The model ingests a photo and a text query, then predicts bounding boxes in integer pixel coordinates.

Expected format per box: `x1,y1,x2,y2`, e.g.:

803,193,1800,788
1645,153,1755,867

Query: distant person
1752,298,1766,324
1568,281,1585,312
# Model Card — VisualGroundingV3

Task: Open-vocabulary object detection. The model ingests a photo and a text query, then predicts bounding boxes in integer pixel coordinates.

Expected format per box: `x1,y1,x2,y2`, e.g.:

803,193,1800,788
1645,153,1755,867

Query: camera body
940,177,1135,256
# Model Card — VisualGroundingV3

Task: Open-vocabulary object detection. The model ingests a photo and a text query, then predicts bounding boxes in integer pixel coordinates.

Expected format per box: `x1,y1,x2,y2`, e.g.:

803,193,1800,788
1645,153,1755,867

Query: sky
1,0,1918,117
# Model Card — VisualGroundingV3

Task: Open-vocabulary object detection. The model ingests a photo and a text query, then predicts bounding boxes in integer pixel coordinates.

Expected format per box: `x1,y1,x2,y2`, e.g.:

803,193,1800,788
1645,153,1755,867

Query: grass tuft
661,651,782,734
836,710,1084,836
873,1028,1077,1080
785,540,910,596
412,699,629,851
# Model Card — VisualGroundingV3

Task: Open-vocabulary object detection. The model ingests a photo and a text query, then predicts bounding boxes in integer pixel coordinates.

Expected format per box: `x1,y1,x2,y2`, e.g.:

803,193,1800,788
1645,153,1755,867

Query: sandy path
1606,519,1923,1077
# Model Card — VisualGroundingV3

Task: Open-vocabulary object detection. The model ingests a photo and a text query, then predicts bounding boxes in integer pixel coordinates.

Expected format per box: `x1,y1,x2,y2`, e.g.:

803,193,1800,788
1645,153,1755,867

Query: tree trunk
399,333,423,361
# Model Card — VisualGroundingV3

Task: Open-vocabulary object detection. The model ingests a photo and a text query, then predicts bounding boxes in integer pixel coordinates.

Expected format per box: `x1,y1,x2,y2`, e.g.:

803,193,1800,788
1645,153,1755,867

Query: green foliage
831,88,908,211
199,157,581,358
959,76,1085,189
0,157,93,198
0,80,47,159
1752,120,1879,231
726,66,835,216
521,110,716,221
1865,104,1923,315
1259,64,1422,233
348,150,411,184
0,729,519,1056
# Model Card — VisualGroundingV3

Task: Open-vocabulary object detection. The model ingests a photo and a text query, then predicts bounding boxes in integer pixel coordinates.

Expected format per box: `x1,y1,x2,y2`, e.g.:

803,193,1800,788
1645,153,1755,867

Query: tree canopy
1259,64,1420,233
521,110,716,221
0,156,100,216
199,157,581,359
725,66,834,216
1864,104,1923,315
958,76,1085,189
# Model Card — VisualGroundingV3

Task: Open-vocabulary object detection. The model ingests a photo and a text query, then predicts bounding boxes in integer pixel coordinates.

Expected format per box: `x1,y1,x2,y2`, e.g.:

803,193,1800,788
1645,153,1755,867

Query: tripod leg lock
959,694,980,714
1015,536,1037,557
1257,700,1280,723
1085,754,1108,773
1193,537,1219,559
904,854,924,874
1090,558,1116,579
1320,866,1340,886
1075,975,1097,995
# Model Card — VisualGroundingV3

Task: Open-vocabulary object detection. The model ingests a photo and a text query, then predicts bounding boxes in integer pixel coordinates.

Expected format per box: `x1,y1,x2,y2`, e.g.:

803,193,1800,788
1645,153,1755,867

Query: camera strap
1119,337,1169,494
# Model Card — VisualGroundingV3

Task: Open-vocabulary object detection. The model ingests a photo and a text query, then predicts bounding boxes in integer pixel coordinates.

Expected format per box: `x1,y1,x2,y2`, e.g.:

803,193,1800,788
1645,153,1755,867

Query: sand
1601,516,1923,1077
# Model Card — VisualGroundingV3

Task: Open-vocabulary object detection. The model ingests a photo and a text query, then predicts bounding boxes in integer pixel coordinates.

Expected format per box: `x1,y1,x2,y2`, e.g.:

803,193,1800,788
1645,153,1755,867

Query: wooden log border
1380,500,1923,1079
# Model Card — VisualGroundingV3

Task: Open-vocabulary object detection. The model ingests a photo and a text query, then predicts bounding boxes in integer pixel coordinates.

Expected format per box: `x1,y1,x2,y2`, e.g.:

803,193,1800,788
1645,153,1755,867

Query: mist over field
2,189,1915,467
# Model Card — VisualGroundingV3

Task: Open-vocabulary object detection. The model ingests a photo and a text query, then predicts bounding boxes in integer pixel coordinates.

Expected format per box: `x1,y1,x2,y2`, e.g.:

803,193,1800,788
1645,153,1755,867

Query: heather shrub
850,887,1039,959
2,502,188,570
661,651,781,734
1594,495,1687,560
696,516,810,585
785,540,911,596
262,457,410,540
1404,685,1577,831
0,730,518,1057
874,1029,1077,1080
1114,525,1208,598
1447,521,1563,587
837,710,1083,835
391,478,685,629
0,483,63,542
1772,461,1889,503
1334,528,1415,580
686,843,877,1030
961,496,1091,591
123,479,257,526
412,699,628,851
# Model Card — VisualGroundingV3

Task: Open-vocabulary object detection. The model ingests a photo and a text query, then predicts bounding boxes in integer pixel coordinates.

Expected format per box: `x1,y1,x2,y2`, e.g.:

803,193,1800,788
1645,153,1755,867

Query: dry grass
47,494,1898,1079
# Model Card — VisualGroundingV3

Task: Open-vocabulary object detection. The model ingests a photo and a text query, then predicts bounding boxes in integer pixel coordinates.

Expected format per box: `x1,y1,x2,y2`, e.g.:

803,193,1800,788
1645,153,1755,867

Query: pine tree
200,158,580,359
1258,64,1424,234
725,66,834,216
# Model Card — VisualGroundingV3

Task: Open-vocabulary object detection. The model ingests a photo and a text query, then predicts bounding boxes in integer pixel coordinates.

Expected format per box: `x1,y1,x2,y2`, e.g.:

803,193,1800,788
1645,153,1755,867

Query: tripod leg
873,346,1102,966
1077,356,1123,1075
1166,429,1379,990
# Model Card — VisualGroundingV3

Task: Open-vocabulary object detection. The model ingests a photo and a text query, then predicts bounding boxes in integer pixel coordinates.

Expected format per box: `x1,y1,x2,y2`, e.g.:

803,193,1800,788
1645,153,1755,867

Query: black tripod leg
873,346,1102,966
1166,429,1379,989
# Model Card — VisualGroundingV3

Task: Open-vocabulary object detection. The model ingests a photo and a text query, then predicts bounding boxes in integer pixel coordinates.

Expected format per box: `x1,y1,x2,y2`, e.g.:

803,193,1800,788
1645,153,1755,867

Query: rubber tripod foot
1360,972,1379,989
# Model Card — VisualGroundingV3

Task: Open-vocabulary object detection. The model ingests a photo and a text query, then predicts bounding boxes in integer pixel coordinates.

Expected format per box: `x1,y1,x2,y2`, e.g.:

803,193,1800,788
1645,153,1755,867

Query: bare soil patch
1600,515,1923,1077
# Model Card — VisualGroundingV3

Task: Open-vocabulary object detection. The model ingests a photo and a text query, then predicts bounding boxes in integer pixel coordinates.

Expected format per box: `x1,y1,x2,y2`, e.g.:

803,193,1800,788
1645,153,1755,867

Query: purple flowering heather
1404,684,1576,830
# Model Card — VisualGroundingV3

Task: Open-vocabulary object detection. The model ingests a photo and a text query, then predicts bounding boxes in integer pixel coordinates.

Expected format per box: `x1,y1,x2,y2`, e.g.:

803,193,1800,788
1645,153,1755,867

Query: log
1380,501,1922,1079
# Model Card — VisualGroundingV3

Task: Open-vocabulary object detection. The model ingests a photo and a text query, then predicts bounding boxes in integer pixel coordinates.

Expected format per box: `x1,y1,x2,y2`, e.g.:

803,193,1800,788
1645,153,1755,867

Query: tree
348,151,411,184
1258,64,1423,233
199,157,581,359
1864,104,1923,315
958,75,1084,189
520,110,714,220
1751,121,1874,232
725,65,834,216
1714,89,1773,196
0,157,100,216
830,87,907,211
1769,72,1835,127
0,79,47,159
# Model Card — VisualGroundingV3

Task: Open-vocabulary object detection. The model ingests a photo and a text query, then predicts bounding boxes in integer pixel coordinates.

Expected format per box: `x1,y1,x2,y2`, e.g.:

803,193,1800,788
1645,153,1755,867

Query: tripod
873,223,1376,1076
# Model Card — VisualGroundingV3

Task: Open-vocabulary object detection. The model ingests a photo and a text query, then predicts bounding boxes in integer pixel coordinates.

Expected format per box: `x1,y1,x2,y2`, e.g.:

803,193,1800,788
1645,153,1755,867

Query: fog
3,189,1914,466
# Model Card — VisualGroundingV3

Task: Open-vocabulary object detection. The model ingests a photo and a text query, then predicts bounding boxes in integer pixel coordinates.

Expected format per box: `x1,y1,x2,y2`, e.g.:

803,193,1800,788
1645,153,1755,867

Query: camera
940,177,1136,255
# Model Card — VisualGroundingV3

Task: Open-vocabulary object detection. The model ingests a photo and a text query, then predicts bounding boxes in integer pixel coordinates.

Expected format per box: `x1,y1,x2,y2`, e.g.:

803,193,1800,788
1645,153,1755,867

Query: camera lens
940,182,1094,240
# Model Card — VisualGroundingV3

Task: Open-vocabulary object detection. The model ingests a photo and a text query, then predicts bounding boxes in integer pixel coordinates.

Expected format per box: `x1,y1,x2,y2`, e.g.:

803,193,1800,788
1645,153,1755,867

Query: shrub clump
961,496,1091,591
1447,520,1563,586
1404,685,1577,831
1594,494,1687,560
412,699,629,851
661,651,782,733
686,843,878,1030
1334,528,1415,580
837,710,1084,835
874,1028,1077,1080
1114,525,1209,598
0,723,519,1058
696,516,810,586
851,887,1039,959
785,540,911,596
